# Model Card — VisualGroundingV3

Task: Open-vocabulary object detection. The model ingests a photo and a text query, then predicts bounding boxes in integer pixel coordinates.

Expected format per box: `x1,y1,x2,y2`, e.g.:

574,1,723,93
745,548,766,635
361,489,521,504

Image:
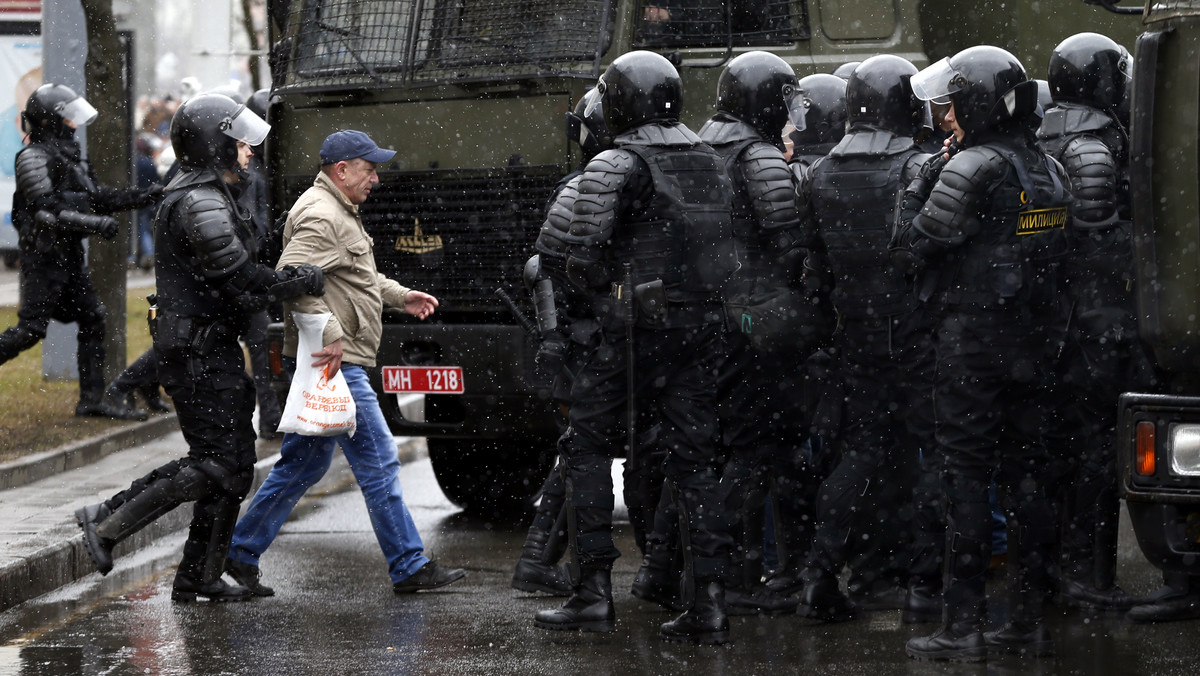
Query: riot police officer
512,86,613,596
74,94,323,601
1038,32,1150,612
896,46,1070,661
695,50,807,616
0,83,157,420
798,55,938,622
532,51,737,644
787,73,848,175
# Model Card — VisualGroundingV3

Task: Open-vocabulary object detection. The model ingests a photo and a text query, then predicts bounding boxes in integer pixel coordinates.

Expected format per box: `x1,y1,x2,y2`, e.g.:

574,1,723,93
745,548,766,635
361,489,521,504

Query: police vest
154,182,258,323
809,148,921,318
931,144,1070,314
615,142,737,306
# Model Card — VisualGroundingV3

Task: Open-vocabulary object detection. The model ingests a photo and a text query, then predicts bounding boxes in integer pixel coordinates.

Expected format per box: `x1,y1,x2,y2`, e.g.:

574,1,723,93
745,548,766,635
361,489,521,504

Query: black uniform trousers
563,321,730,580
718,329,812,586
0,247,107,400
933,309,1056,625
806,312,936,591
104,329,258,571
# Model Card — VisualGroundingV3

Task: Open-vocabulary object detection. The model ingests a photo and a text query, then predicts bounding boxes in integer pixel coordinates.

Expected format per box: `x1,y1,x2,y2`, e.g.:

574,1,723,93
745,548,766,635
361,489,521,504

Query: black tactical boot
631,543,684,611
172,573,253,602
75,503,115,575
533,566,615,632
905,622,986,662
225,558,275,597
1058,578,1143,611
764,568,804,596
76,394,148,421
725,583,799,616
984,621,1054,657
659,579,731,645
902,580,942,624
512,518,572,596
137,385,171,413
798,569,857,622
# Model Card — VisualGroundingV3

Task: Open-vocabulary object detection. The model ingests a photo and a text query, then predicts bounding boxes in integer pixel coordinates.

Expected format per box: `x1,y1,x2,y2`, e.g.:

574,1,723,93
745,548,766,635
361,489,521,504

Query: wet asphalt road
2,453,1200,675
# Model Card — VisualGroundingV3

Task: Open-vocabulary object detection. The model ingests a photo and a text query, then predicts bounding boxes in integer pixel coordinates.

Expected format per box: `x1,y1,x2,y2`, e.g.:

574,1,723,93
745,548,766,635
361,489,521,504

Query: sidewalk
0,412,424,614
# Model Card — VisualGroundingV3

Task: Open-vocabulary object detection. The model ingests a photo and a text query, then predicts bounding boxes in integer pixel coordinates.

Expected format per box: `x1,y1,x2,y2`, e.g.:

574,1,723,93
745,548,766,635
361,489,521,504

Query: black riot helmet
1047,32,1131,114
566,86,610,161
170,93,270,172
589,50,682,135
22,83,98,139
715,51,798,142
832,61,861,81
783,73,848,146
247,88,271,121
911,45,1038,141
845,54,930,137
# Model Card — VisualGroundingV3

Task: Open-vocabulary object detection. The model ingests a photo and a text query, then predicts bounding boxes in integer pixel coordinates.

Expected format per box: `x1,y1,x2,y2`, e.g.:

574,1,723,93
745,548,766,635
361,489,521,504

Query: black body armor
807,130,925,318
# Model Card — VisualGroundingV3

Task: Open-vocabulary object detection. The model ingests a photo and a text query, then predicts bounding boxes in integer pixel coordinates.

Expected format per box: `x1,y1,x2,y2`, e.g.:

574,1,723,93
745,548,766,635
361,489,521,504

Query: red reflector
268,341,283,376
1136,421,1157,476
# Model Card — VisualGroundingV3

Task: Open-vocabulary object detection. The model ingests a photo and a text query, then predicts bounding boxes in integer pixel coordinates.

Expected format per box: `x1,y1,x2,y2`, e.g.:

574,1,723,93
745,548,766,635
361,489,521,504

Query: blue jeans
229,364,430,583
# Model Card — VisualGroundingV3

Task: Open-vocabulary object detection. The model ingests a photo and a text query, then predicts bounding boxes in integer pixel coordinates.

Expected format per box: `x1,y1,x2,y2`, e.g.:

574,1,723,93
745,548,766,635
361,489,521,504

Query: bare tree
80,0,131,385
241,0,263,91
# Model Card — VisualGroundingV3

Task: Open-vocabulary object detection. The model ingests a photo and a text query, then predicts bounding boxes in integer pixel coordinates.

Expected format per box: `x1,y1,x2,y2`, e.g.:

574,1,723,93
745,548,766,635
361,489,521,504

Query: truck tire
428,438,555,517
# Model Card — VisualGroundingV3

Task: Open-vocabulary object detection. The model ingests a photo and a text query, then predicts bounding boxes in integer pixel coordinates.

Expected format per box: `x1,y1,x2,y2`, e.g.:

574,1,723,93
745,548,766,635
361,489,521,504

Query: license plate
381,366,465,394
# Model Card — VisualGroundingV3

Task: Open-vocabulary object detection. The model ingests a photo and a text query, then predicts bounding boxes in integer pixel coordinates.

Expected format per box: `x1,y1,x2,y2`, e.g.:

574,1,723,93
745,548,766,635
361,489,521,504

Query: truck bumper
1119,392,1200,574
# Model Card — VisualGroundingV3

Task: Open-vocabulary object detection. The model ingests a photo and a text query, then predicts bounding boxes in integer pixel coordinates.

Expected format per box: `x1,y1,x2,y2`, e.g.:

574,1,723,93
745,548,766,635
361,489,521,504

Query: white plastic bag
275,312,357,437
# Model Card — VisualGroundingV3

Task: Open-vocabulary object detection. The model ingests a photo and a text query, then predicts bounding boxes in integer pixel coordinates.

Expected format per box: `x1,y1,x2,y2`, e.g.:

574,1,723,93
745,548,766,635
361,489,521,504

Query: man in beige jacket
226,130,466,595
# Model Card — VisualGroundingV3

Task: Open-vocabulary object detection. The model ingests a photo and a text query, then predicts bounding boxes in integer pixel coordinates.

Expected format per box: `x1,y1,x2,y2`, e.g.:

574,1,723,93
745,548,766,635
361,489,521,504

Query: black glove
136,183,164,208
535,331,569,375
269,264,325,301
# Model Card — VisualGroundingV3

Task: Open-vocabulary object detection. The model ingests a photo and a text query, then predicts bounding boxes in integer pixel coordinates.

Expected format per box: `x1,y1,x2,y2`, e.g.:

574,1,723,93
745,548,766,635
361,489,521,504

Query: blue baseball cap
319,129,396,165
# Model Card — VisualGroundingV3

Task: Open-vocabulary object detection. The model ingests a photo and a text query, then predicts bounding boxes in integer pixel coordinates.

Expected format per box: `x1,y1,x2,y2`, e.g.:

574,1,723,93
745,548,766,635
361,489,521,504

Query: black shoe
137,386,171,413
631,560,685,611
1058,578,1143,611
76,399,148,421
393,561,466,593
984,621,1054,657
172,574,253,603
534,567,615,632
512,558,572,596
902,583,942,624
799,573,857,623
905,623,986,662
75,503,114,575
659,581,730,645
849,584,907,611
725,584,799,616
764,570,804,597
1127,585,1200,623
225,558,275,597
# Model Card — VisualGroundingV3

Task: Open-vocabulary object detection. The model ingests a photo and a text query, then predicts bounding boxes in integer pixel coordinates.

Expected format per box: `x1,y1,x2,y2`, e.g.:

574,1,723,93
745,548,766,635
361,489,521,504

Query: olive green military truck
261,0,1136,514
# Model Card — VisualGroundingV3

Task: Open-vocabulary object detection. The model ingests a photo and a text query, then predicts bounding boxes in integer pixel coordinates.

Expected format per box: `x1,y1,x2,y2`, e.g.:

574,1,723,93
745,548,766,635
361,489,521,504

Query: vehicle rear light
1136,421,1156,476
1170,424,1200,476
268,340,283,376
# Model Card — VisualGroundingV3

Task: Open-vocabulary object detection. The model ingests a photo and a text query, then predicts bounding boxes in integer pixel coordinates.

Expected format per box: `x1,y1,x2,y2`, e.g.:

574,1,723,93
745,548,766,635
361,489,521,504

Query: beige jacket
278,171,410,367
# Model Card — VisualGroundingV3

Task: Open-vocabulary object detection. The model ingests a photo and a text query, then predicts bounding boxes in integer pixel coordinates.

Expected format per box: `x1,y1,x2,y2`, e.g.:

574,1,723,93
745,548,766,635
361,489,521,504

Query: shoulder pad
698,117,760,146
617,122,704,148
941,145,1009,186
15,145,56,203
536,176,581,257
179,186,250,280
828,129,916,158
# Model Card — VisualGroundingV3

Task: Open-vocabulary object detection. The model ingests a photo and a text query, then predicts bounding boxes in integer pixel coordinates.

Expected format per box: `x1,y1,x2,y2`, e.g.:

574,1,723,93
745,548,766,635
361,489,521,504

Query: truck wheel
427,438,554,517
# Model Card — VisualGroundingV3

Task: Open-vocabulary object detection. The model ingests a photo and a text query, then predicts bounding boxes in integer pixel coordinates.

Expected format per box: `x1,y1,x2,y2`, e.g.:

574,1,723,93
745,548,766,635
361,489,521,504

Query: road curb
0,435,425,614
0,414,181,491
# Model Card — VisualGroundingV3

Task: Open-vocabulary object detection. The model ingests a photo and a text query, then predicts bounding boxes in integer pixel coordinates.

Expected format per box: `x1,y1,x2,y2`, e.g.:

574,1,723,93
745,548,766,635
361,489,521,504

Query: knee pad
166,465,213,502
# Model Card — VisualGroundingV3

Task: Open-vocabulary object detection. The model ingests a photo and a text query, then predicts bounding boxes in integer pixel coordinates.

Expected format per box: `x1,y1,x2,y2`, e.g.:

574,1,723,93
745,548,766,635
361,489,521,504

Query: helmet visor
910,58,964,106
58,96,98,127
222,106,270,146
782,84,807,132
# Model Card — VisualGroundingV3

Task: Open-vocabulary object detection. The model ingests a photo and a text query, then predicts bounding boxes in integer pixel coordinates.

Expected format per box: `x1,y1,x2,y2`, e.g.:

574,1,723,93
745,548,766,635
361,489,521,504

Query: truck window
281,0,616,88
633,0,807,48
